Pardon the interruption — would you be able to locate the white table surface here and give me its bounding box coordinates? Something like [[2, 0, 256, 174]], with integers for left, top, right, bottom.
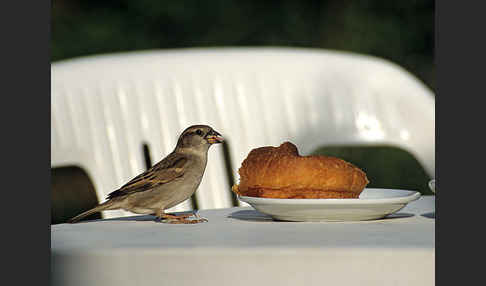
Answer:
[[51, 196, 435, 286]]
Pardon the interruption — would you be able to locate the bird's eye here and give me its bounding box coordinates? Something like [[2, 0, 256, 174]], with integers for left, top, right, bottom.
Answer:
[[196, 130, 203, 136]]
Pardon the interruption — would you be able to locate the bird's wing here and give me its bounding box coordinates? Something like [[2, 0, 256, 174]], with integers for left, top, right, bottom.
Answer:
[[106, 154, 187, 199]]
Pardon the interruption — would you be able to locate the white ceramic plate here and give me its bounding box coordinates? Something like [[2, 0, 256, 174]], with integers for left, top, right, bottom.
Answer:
[[238, 188, 421, 222]]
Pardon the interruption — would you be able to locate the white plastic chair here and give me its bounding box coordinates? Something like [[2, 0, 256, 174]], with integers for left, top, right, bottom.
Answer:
[[51, 47, 435, 219]]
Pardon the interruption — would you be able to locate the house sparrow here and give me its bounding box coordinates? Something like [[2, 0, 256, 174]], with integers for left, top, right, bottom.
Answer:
[[68, 125, 224, 224]]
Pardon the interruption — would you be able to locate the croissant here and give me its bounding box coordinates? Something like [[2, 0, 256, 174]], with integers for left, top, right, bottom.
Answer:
[[232, 142, 369, 199]]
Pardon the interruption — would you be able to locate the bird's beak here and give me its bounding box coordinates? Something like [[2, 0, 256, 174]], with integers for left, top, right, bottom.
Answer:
[[206, 130, 224, 144]]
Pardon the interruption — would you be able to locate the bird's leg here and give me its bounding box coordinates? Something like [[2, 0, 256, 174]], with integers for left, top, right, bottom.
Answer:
[[164, 213, 207, 224], [192, 210, 208, 223], [166, 210, 208, 223], [152, 210, 194, 224], [154, 209, 207, 224], [162, 211, 208, 224], [154, 209, 165, 223]]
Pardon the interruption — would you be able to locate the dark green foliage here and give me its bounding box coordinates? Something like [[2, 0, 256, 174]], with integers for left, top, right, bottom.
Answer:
[[51, 0, 434, 91]]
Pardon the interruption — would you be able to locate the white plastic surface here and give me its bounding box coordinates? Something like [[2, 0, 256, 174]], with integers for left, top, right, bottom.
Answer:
[[51, 196, 435, 286], [51, 47, 435, 218]]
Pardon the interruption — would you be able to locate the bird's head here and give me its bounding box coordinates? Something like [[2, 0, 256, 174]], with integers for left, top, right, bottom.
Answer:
[[176, 125, 224, 152]]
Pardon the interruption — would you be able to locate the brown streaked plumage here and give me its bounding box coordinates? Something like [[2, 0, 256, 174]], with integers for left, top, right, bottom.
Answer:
[[68, 125, 224, 224]]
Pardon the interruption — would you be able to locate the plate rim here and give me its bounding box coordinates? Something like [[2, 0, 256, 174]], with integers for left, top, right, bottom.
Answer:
[[238, 188, 421, 206]]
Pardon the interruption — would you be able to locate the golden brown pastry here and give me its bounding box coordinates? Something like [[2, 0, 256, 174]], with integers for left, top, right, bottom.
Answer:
[[232, 142, 369, 199]]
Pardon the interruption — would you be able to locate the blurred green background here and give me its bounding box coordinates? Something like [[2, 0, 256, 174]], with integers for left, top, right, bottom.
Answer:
[[52, 0, 434, 91], [51, 0, 434, 224]]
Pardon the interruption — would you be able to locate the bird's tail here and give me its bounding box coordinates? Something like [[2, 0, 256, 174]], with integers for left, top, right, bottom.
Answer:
[[68, 201, 114, 223]]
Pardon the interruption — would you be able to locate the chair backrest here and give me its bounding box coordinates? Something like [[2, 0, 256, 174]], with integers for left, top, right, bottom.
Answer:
[[51, 47, 435, 219]]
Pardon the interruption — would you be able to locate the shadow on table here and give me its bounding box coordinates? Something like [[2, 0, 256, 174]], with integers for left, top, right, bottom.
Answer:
[[228, 210, 273, 222], [227, 209, 415, 222], [421, 212, 435, 219], [102, 215, 156, 222], [71, 215, 156, 223], [384, 212, 415, 219], [75, 211, 198, 223]]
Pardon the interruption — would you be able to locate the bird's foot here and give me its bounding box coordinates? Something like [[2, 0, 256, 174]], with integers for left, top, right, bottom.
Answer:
[[192, 210, 208, 223], [165, 217, 207, 224], [164, 213, 193, 219], [155, 211, 207, 224]]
